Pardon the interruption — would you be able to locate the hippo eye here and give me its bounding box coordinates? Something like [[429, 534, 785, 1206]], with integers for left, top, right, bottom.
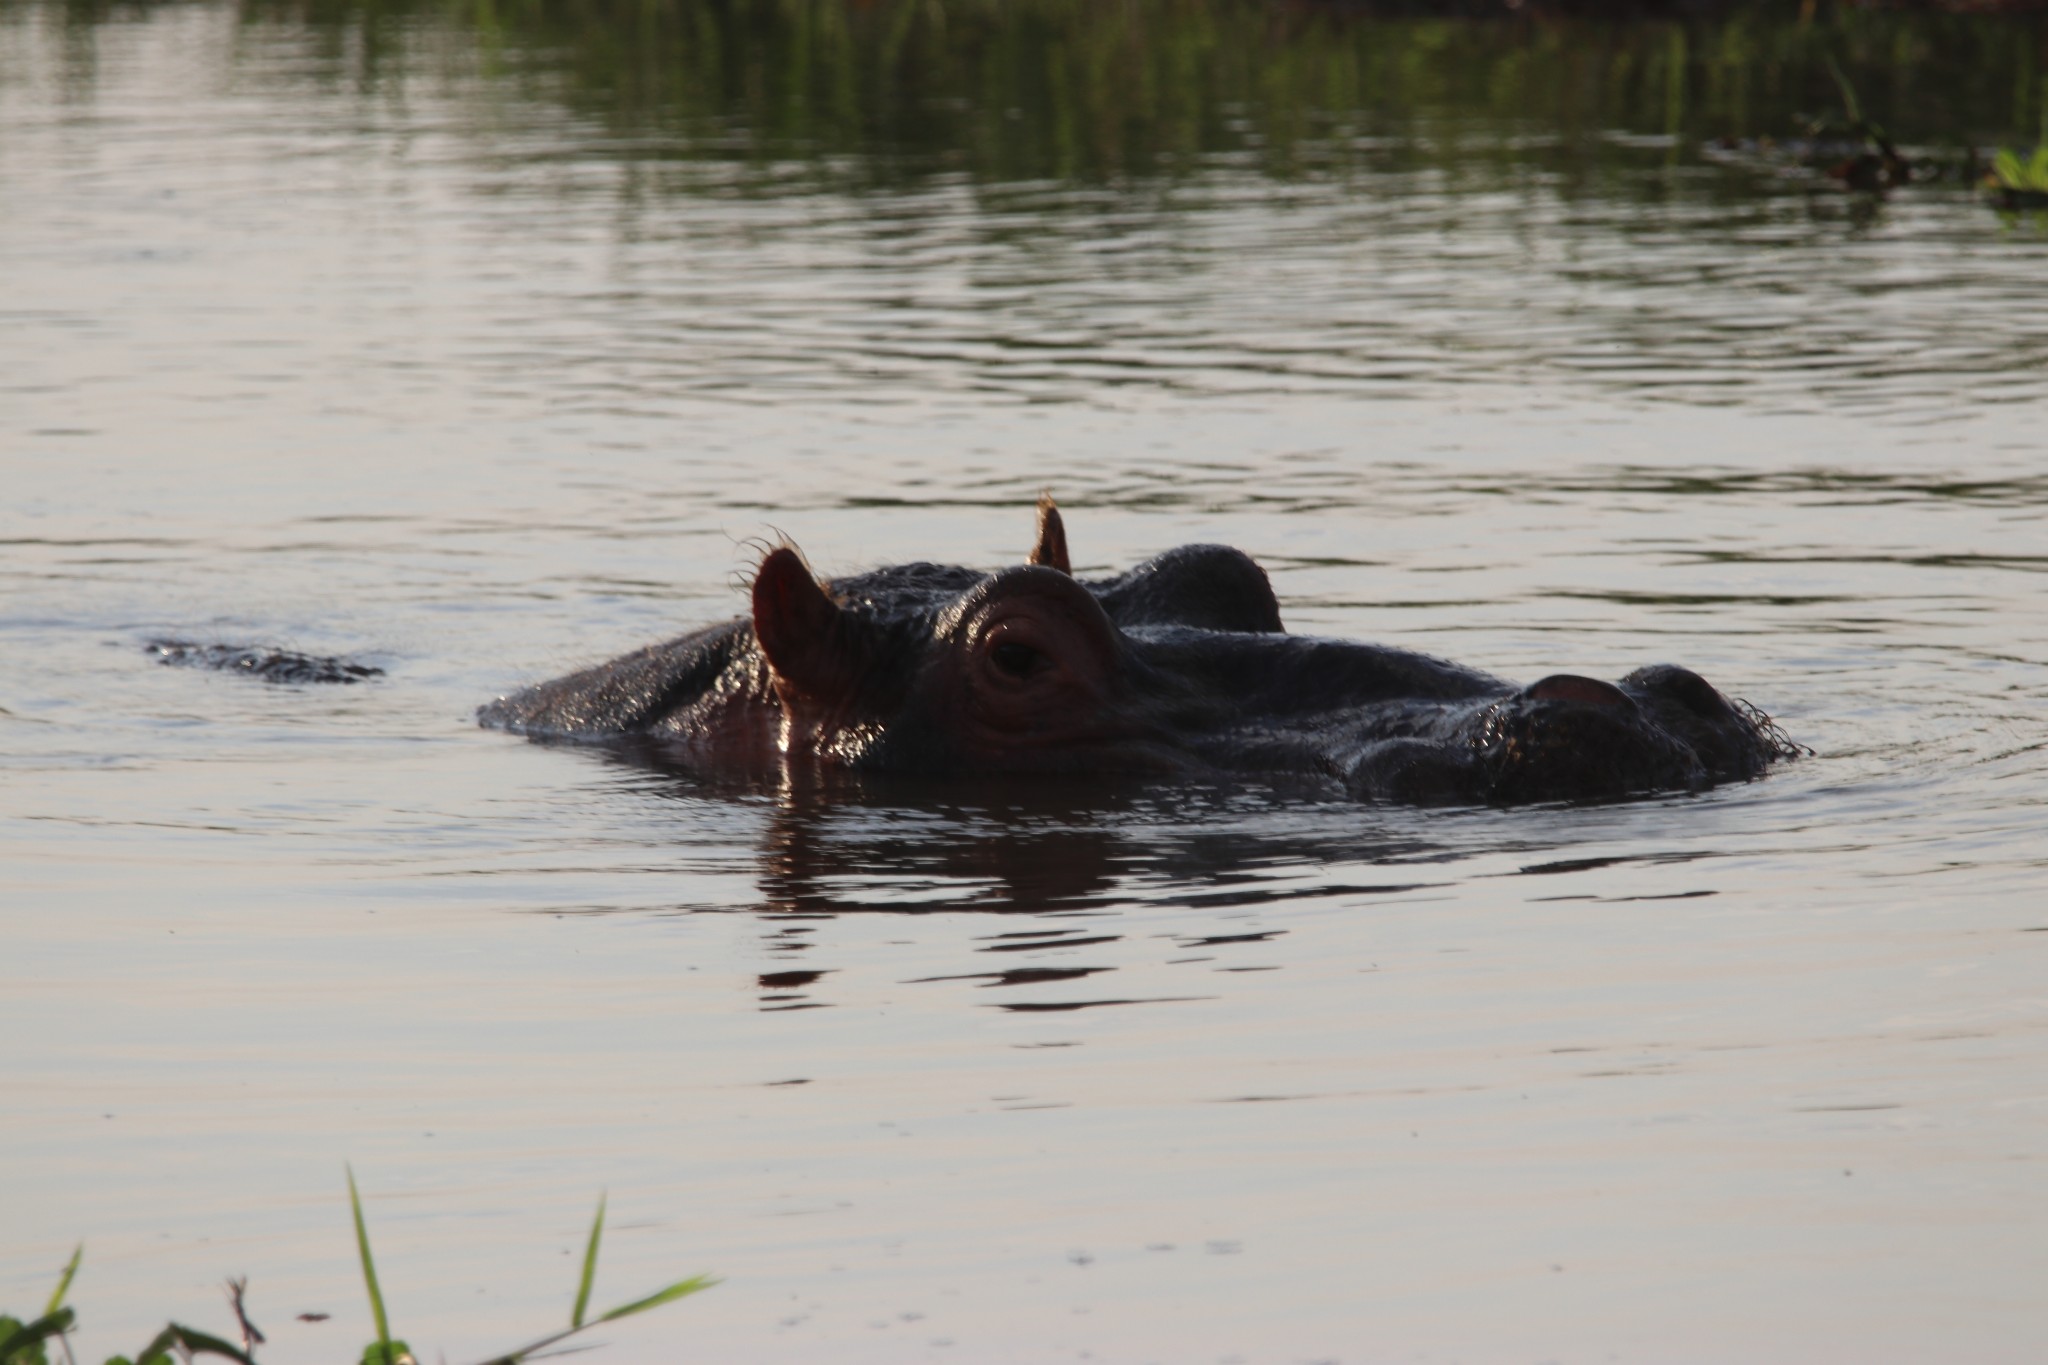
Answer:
[[991, 641, 1045, 679]]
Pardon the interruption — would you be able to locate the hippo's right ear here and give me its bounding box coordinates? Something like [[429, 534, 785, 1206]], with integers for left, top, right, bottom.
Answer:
[[752, 547, 870, 703], [1028, 495, 1071, 575]]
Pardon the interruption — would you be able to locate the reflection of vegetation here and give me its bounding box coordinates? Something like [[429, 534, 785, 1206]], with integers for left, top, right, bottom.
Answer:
[[0, 1177, 714, 1365], [15, 0, 2048, 185], [1988, 144, 2048, 207], [1807, 53, 1909, 190]]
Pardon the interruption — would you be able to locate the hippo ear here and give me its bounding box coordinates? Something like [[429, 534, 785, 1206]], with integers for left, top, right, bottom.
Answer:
[[752, 547, 869, 702], [1028, 496, 1071, 575]]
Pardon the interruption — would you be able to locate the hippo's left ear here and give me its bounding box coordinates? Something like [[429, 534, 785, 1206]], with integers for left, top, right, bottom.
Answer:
[[752, 547, 873, 704], [1028, 495, 1071, 575]]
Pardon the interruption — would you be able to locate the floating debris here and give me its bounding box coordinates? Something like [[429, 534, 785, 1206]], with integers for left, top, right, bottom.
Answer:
[[145, 639, 385, 685]]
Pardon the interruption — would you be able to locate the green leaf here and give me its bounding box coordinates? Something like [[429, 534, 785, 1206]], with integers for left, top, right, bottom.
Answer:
[[123, 1325, 250, 1365], [154, 1325, 255, 1364], [2028, 146, 2048, 191], [1995, 148, 2024, 190], [358, 1340, 416, 1365], [45, 1247, 83, 1318], [128, 1329, 176, 1365], [346, 1166, 394, 1355], [0, 1316, 30, 1365], [0, 1326, 43, 1365], [571, 1194, 606, 1330], [595, 1275, 721, 1323], [466, 1272, 717, 1365], [464, 1326, 576, 1365], [0, 1308, 75, 1365]]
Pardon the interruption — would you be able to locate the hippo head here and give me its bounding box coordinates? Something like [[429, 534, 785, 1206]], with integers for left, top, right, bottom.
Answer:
[[483, 499, 1797, 805], [749, 525, 1793, 803], [751, 544, 1192, 774]]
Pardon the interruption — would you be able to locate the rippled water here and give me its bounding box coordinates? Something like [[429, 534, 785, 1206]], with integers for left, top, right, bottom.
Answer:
[[5, 3, 2048, 1361]]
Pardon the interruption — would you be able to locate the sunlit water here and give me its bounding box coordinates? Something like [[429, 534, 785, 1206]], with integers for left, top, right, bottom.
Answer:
[[4, 4, 2048, 1362]]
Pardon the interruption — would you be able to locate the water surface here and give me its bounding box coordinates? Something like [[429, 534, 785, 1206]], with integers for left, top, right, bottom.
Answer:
[[4, 3, 2048, 1361]]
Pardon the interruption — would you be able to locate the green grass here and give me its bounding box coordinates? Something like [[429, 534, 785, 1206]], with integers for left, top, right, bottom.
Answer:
[[1, 1175, 717, 1365], [1990, 145, 2048, 192]]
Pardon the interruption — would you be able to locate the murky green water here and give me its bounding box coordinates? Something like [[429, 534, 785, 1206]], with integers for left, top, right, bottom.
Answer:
[[5, 3, 2048, 1361]]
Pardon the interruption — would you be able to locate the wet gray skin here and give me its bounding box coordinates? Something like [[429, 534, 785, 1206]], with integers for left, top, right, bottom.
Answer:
[[479, 504, 1798, 805]]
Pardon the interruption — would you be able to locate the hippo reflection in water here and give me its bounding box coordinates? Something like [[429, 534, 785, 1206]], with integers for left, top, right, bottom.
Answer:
[[481, 501, 1798, 804]]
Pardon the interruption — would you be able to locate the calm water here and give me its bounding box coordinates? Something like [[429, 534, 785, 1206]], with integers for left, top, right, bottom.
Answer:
[[5, 2, 2048, 1361]]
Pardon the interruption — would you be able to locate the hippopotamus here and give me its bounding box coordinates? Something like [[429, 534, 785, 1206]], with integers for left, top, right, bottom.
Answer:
[[480, 502, 1797, 804]]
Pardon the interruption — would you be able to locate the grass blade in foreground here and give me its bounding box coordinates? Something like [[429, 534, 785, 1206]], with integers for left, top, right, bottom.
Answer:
[[594, 1275, 720, 1324], [346, 1167, 415, 1365], [43, 1248, 82, 1318], [466, 1197, 717, 1365], [571, 1194, 605, 1330], [469, 1273, 720, 1365]]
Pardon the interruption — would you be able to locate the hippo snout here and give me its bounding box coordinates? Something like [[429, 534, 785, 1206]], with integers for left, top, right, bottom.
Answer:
[[1621, 664, 1739, 721]]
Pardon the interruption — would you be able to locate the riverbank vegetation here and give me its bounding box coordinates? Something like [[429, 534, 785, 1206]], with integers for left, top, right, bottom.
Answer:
[[0, 1174, 714, 1365], [13, 0, 2045, 184]]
